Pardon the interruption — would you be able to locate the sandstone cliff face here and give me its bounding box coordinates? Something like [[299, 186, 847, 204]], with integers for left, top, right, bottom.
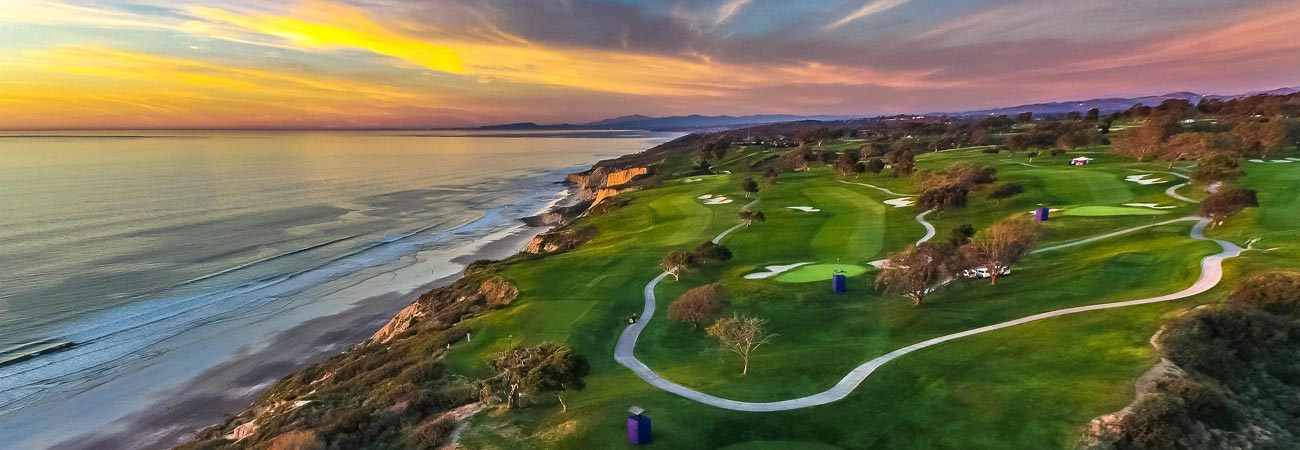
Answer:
[[566, 166, 649, 206], [523, 226, 597, 255], [370, 275, 518, 344]]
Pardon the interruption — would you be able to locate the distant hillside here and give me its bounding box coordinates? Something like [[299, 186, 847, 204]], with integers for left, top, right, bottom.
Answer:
[[475, 114, 862, 132], [946, 86, 1300, 117]]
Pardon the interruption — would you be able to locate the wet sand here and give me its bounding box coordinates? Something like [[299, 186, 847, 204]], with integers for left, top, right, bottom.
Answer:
[[23, 224, 551, 450]]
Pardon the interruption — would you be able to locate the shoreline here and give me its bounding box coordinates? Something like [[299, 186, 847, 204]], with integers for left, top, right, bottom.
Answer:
[[52, 218, 555, 450], [2, 184, 566, 450]]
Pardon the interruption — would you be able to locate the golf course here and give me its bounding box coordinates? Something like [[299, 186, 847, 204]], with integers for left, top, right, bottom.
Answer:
[[440, 143, 1293, 449]]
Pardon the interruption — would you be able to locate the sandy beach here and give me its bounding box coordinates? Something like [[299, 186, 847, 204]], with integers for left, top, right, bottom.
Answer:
[[9, 217, 554, 450]]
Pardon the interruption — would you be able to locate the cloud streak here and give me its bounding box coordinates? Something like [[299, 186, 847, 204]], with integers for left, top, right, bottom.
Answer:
[[825, 0, 911, 30]]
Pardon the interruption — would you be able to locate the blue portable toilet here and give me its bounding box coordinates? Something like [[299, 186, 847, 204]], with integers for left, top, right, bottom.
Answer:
[[831, 270, 847, 294], [1035, 207, 1049, 223], [627, 406, 652, 445]]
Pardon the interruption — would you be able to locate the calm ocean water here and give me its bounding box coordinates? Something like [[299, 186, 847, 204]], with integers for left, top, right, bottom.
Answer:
[[0, 130, 673, 417]]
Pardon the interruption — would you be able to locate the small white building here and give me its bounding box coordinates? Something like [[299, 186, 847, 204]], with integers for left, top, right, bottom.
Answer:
[[1069, 156, 1094, 166]]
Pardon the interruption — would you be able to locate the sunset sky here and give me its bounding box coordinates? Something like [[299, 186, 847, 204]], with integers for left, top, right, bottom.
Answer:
[[2, 0, 1299, 129]]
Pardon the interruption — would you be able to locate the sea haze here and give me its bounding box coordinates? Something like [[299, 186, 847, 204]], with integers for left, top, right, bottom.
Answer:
[[0, 129, 676, 448]]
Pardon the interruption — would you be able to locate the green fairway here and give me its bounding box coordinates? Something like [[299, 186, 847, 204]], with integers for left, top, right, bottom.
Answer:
[[773, 263, 869, 283], [1062, 205, 1171, 216], [448, 141, 1283, 450]]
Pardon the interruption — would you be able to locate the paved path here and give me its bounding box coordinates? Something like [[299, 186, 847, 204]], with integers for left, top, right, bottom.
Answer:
[[837, 180, 913, 197], [614, 212, 1243, 411]]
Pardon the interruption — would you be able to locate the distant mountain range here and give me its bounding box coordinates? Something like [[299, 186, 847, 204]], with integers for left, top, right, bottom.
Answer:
[[475, 114, 862, 132], [475, 86, 1299, 131], [943, 86, 1300, 117]]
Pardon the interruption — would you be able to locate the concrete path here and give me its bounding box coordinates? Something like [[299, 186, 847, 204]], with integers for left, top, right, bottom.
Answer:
[[614, 213, 1242, 412], [837, 180, 912, 197]]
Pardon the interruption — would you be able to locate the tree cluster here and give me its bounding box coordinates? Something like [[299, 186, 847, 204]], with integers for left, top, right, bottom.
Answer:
[[668, 284, 726, 328]]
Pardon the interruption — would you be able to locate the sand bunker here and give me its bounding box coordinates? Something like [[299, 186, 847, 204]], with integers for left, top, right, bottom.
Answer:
[[1271, 160, 1293, 163], [683, 178, 703, 183], [786, 206, 821, 212], [1026, 208, 1062, 215], [1287, 158, 1300, 162], [1123, 203, 1178, 210], [1125, 174, 1167, 185], [883, 198, 915, 208], [704, 196, 734, 205], [743, 262, 813, 279], [697, 194, 713, 199]]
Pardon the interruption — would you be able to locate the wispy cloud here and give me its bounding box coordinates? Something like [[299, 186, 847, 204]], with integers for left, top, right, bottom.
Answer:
[[825, 0, 911, 30], [715, 0, 753, 26]]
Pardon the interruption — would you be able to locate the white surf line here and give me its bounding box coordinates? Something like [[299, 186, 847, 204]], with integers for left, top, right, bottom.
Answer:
[[837, 180, 912, 197], [616, 213, 1241, 411]]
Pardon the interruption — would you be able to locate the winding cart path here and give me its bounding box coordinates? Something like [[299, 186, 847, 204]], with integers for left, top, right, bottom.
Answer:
[[614, 206, 1242, 411]]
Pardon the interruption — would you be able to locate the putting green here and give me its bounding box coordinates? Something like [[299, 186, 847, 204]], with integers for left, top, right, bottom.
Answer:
[[1061, 206, 1171, 217], [773, 263, 869, 283]]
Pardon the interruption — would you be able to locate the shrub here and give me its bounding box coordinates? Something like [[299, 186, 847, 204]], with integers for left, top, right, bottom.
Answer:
[[1228, 271, 1300, 316], [693, 242, 733, 263]]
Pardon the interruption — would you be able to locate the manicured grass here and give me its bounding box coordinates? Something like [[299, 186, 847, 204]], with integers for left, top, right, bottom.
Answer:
[[451, 143, 1274, 450], [1061, 206, 1171, 216], [773, 263, 869, 283]]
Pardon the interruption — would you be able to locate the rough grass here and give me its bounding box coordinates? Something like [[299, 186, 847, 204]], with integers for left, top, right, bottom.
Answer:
[[1061, 206, 1171, 216]]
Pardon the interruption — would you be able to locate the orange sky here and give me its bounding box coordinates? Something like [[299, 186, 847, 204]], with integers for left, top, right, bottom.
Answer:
[[2, 0, 1299, 129]]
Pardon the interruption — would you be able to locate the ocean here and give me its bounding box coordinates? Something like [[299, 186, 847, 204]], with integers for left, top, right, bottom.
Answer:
[[0, 130, 676, 449]]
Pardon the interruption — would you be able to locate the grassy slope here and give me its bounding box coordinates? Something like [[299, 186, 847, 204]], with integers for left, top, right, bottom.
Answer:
[[450, 144, 1285, 450]]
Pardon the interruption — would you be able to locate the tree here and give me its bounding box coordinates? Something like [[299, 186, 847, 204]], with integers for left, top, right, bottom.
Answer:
[[1162, 132, 1231, 169], [875, 243, 958, 306], [986, 182, 1024, 205], [1111, 115, 1180, 161], [1198, 188, 1258, 227], [1056, 129, 1091, 150], [1085, 108, 1101, 122], [481, 343, 589, 412], [740, 177, 759, 198], [834, 152, 859, 176], [738, 210, 766, 227], [660, 250, 695, 280], [706, 314, 776, 375], [863, 158, 885, 174], [916, 184, 968, 211], [962, 218, 1039, 285], [1232, 119, 1288, 159], [1016, 112, 1034, 123], [760, 168, 779, 188], [693, 241, 733, 263], [889, 150, 916, 177], [948, 223, 975, 246], [668, 284, 725, 329], [1189, 152, 1243, 187]]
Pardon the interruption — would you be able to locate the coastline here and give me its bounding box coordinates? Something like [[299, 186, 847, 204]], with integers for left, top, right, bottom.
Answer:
[[4, 189, 566, 450], [56, 222, 553, 450]]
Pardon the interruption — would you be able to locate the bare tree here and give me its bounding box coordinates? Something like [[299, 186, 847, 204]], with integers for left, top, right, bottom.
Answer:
[[962, 218, 1040, 285], [660, 250, 695, 281], [706, 314, 776, 375], [875, 243, 957, 306]]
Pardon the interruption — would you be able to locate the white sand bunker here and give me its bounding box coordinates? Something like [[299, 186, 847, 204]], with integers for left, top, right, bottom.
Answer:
[[684, 178, 703, 183], [1125, 174, 1167, 185], [1287, 158, 1300, 162], [1271, 160, 1294, 163], [1124, 203, 1178, 210], [697, 194, 713, 199], [883, 198, 915, 208], [704, 196, 734, 205], [786, 206, 821, 212], [744, 262, 812, 279]]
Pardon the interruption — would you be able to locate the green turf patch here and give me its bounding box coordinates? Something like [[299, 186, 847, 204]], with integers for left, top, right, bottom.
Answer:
[[773, 263, 869, 283], [1061, 206, 1171, 217], [717, 441, 846, 450]]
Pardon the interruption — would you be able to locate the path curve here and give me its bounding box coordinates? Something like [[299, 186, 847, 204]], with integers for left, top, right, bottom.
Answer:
[[837, 180, 912, 197], [615, 215, 1242, 412]]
